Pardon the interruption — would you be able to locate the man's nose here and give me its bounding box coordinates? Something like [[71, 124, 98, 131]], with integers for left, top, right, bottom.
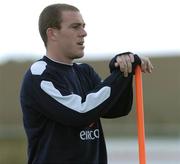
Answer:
[[80, 28, 87, 37]]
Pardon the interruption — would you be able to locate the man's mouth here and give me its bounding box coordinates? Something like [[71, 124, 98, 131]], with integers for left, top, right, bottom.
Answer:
[[77, 41, 84, 46]]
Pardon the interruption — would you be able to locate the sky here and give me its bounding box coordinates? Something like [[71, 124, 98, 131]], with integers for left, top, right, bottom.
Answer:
[[0, 0, 180, 62]]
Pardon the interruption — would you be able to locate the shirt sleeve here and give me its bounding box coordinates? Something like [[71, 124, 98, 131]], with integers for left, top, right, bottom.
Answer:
[[86, 53, 141, 118], [101, 76, 133, 118], [84, 63, 133, 118], [20, 55, 140, 127]]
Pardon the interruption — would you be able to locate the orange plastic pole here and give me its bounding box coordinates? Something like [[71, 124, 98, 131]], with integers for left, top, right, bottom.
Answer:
[[135, 66, 146, 164]]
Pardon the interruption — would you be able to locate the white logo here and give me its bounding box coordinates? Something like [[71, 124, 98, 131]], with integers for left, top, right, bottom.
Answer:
[[80, 129, 99, 140]]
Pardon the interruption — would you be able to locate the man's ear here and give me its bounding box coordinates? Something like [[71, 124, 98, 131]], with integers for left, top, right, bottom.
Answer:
[[46, 28, 58, 41]]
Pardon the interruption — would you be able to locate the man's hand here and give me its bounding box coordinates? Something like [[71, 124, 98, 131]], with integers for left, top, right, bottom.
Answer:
[[114, 53, 153, 77], [140, 56, 153, 73]]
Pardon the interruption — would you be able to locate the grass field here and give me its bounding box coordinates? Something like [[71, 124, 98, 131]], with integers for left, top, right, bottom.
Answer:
[[0, 138, 26, 164], [1, 137, 180, 164]]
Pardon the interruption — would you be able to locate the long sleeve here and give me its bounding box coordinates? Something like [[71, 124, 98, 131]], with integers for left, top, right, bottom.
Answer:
[[101, 74, 133, 118], [19, 55, 141, 164], [21, 66, 131, 127], [21, 62, 132, 126], [87, 65, 133, 118], [20, 55, 141, 127], [86, 53, 141, 118]]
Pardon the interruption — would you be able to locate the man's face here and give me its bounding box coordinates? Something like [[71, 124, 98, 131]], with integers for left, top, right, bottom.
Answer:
[[55, 11, 87, 60]]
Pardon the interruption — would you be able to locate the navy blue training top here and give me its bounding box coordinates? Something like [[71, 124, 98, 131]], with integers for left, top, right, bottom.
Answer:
[[20, 55, 138, 164]]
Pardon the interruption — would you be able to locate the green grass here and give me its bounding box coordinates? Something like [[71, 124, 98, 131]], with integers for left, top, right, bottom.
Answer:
[[0, 138, 27, 164]]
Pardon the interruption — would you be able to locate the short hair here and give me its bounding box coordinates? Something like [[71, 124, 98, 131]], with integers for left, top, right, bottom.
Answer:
[[38, 3, 79, 47]]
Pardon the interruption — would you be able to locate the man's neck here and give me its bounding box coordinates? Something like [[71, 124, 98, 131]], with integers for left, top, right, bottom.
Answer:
[[46, 51, 73, 65], [45, 55, 73, 66]]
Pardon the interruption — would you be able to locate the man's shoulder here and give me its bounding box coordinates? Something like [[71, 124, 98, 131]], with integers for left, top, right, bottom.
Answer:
[[30, 60, 47, 76], [22, 58, 47, 82], [74, 62, 95, 73]]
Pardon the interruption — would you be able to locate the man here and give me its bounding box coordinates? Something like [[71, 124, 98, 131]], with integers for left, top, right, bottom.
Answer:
[[20, 3, 153, 164]]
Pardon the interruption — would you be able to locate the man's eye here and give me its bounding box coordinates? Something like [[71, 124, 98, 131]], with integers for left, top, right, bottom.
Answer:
[[72, 26, 80, 29]]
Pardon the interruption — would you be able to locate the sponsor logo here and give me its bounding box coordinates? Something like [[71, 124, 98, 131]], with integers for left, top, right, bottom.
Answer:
[[80, 129, 99, 140]]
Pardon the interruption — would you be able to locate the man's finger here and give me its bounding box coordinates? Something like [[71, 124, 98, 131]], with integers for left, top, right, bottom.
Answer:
[[116, 56, 126, 73], [141, 60, 147, 73], [129, 53, 134, 63], [124, 55, 132, 73], [147, 59, 154, 73], [140, 57, 154, 73]]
